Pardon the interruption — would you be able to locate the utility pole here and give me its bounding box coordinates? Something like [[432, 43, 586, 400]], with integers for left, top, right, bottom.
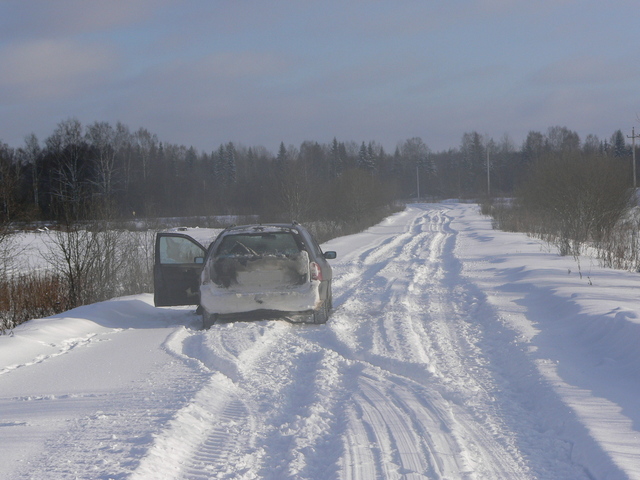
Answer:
[[487, 147, 491, 198], [627, 127, 639, 189], [416, 163, 420, 202]]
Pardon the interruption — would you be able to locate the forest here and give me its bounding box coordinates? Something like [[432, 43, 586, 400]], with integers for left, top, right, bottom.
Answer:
[[0, 119, 634, 227]]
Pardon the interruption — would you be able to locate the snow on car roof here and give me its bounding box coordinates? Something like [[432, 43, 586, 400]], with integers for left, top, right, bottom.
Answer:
[[222, 224, 299, 235]]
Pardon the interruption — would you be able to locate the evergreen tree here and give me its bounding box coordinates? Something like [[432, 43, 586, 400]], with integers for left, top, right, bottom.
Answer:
[[329, 137, 342, 178], [392, 146, 402, 177], [214, 144, 225, 183], [225, 142, 237, 184], [460, 132, 485, 194], [358, 142, 374, 171], [186, 146, 197, 170], [275, 141, 288, 175], [611, 130, 628, 158], [367, 142, 376, 171], [358, 142, 367, 168]]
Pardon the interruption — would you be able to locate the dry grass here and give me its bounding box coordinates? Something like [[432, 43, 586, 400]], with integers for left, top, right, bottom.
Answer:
[[0, 273, 68, 334]]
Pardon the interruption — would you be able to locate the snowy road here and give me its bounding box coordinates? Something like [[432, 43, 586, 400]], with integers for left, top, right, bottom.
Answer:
[[2, 203, 639, 479]]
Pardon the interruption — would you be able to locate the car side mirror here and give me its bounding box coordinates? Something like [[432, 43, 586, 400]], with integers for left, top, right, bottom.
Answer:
[[323, 251, 337, 260], [194, 257, 204, 264]]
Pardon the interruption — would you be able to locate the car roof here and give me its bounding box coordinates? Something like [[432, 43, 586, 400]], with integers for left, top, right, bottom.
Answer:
[[220, 223, 304, 235]]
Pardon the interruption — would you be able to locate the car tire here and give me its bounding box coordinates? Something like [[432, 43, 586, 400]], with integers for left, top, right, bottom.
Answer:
[[311, 301, 328, 324], [311, 284, 332, 324], [202, 311, 217, 330]]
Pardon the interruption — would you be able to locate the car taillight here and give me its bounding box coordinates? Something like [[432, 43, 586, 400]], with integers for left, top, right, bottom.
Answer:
[[310, 261, 322, 281]]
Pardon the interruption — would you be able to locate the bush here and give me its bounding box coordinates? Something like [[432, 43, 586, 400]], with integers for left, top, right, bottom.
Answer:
[[0, 226, 157, 334], [41, 226, 157, 308], [0, 273, 67, 334], [491, 152, 634, 258], [593, 207, 640, 271]]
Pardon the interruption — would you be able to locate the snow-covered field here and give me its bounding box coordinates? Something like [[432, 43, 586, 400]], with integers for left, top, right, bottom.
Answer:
[[1, 203, 639, 480]]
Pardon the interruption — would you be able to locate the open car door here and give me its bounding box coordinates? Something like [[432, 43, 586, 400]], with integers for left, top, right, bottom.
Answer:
[[154, 232, 207, 307]]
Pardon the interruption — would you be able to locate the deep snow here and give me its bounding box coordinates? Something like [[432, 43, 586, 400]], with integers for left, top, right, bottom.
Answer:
[[1, 203, 639, 479]]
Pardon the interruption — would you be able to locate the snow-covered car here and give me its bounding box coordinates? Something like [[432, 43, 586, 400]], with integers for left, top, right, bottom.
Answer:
[[199, 223, 336, 328], [153, 224, 336, 328]]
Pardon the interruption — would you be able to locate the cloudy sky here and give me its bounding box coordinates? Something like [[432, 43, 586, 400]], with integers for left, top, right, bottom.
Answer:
[[1, 0, 639, 154]]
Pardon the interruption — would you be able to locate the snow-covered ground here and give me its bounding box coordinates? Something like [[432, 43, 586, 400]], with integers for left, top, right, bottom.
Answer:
[[1, 203, 639, 480]]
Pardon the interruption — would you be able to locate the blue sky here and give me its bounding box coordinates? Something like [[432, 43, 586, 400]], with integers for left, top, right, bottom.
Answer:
[[1, 0, 639, 154]]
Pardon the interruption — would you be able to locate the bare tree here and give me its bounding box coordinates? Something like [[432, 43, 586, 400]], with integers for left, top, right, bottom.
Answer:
[[42, 226, 96, 307], [545, 126, 580, 153], [0, 143, 19, 223], [22, 133, 42, 207], [273, 149, 314, 222], [46, 118, 89, 221], [41, 204, 154, 308], [115, 122, 134, 193], [134, 127, 159, 184], [86, 121, 119, 202], [583, 134, 601, 156]]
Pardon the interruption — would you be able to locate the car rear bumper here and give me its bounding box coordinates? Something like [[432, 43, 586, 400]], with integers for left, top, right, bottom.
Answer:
[[200, 281, 321, 315]]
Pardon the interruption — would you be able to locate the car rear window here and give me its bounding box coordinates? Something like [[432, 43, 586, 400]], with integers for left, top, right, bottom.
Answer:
[[217, 232, 301, 256]]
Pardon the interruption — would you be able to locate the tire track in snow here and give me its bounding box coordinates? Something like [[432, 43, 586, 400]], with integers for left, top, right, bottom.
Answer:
[[132, 206, 530, 478], [331, 211, 432, 311], [130, 324, 285, 479], [133, 321, 353, 480], [325, 206, 531, 478], [6, 344, 209, 480], [330, 211, 460, 479], [350, 375, 458, 479], [331, 208, 447, 366], [130, 210, 451, 478], [131, 204, 588, 479], [332, 206, 591, 479]]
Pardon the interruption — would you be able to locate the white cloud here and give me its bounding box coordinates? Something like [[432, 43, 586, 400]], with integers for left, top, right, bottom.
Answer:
[[191, 52, 289, 81], [0, 39, 118, 102]]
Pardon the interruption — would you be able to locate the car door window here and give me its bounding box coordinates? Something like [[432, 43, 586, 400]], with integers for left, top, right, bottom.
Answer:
[[159, 236, 204, 264]]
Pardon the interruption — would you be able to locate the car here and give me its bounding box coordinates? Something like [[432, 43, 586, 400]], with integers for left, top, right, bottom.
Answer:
[[153, 223, 337, 328], [199, 223, 336, 328]]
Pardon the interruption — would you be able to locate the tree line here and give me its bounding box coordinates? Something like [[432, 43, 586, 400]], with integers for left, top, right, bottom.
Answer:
[[0, 119, 636, 227]]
